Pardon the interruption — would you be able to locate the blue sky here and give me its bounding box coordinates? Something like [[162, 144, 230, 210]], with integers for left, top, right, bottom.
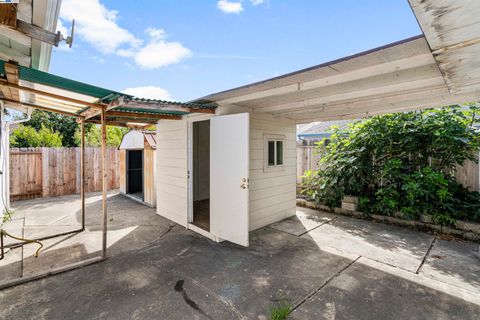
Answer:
[[50, 0, 421, 102]]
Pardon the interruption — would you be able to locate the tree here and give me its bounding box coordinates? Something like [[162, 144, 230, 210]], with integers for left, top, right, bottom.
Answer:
[[10, 124, 63, 147], [74, 125, 129, 147], [23, 110, 79, 147]]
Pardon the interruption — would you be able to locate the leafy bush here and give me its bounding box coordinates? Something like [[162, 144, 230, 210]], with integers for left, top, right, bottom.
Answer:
[[302, 105, 480, 225], [23, 110, 79, 147], [10, 124, 63, 147]]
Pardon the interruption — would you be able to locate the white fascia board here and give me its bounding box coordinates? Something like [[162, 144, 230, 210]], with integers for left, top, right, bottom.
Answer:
[[32, 0, 62, 71]]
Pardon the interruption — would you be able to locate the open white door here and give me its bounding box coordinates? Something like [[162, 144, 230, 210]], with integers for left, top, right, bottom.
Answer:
[[210, 113, 249, 246]]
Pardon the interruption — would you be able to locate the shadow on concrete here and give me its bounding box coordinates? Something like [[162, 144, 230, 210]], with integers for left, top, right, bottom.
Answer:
[[0, 191, 172, 282], [0, 199, 479, 319]]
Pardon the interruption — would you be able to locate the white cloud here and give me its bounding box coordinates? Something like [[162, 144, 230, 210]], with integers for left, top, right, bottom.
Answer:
[[133, 28, 191, 69], [91, 56, 105, 64], [134, 42, 191, 69], [123, 86, 172, 100], [217, 0, 244, 14], [56, 19, 68, 36], [60, 0, 140, 54], [250, 0, 264, 5], [59, 0, 190, 69]]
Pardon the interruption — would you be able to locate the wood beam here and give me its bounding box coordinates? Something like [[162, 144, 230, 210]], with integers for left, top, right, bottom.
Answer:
[[15, 20, 61, 47], [106, 110, 182, 120], [77, 96, 126, 122], [101, 108, 107, 258], [80, 117, 85, 230], [0, 82, 103, 109], [0, 4, 17, 28], [2, 98, 80, 117], [77, 106, 103, 121], [4, 62, 19, 102]]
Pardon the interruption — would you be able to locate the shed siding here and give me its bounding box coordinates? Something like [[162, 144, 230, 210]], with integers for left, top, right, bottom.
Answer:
[[144, 144, 156, 207], [119, 149, 126, 194], [156, 120, 188, 227], [248, 114, 296, 231]]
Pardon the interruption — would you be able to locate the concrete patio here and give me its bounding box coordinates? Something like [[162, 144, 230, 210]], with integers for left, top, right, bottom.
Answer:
[[0, 194, 479, 319]]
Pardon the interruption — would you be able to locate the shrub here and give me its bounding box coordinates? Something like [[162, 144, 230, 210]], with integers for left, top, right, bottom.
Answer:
[[302, 105, 480, 225], [10, 124, 62, 147]]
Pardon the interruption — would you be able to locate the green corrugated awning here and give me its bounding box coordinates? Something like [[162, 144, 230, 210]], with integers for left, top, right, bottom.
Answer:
[[0, 58, 216, 124], [0, 60, 128, 101]]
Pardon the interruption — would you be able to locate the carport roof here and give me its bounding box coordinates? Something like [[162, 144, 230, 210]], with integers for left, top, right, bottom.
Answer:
[[194, 1, 480, 123], [0, 60, 216, 126]]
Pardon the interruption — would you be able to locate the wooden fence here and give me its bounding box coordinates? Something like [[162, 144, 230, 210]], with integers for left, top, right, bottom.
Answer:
[[297, 145, 480, 192], [10, 147, 120, 201]]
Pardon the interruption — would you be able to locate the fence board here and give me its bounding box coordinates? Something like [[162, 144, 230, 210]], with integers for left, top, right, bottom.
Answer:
[[296, 145, 480, 192], [10, 147, 120, 201], [10, 148, 43, 201]]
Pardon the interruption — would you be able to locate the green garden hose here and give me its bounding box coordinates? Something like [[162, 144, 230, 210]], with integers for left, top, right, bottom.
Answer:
[[0, 229, 43, 257]]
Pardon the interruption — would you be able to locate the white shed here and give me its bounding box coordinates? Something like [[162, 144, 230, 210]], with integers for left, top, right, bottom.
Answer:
[[119, 130, 157, 207], [156, 108, 296, 246], [154, 26, 480, 247]]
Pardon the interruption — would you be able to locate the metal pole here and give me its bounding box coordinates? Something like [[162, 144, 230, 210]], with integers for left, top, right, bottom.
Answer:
[[81, 117, 85, 231], [101, 107, 107, 258]]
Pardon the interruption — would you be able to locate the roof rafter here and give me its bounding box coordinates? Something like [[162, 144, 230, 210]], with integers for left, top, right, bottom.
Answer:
[[2, 98, 80, 117], [0, 81, 103, 109], [78, 95, 125, 120]]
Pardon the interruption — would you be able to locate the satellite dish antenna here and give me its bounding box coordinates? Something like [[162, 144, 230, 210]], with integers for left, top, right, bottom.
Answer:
[[65, 19, 75, 48]]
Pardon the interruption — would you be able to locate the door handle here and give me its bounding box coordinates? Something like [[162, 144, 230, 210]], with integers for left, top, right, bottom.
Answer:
[[240, 178, 249, 189]]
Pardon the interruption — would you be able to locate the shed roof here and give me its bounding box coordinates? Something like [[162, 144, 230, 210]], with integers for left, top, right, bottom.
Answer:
[[144, 131, 156, 149], [118, 130, 156, 150]]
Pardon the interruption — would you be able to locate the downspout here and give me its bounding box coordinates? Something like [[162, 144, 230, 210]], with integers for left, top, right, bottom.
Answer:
[[0, 101, 32, 214]]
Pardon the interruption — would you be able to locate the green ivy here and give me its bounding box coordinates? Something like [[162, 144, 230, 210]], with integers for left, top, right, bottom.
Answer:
[[302, 104, 480, 225]]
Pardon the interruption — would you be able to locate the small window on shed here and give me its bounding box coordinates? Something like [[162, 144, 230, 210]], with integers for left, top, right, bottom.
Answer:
[[264, 134, 286, 171]]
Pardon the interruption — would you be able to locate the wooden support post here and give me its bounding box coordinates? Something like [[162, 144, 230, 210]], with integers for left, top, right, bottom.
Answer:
[[80, 118, 85, 230], [101, 107, 107, 258]]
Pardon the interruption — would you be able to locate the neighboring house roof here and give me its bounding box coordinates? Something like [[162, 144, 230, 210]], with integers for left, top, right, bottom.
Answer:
[[297, 120, 354, 139]]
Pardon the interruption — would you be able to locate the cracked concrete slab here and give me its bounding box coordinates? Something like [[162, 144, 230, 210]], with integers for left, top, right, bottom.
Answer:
[[419, 239, 480, 294], [269, 207, 336, 236], [302, 216, 435, 272], [0, 196, 479, 320], [290, 259, 480, 320]]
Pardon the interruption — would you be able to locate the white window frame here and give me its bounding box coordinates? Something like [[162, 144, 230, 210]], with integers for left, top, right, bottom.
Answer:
[[263, 134, 286, 172]]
